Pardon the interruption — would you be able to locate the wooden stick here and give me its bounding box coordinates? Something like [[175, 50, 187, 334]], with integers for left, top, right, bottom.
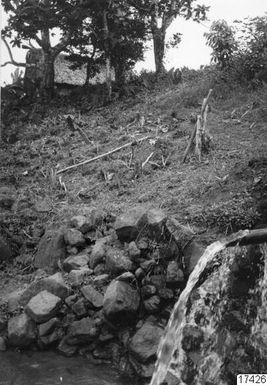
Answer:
[[181, 124, 197, 163], [56, 136, 151, 175], [201, 89, 213, 116], [195, 115, 202, 161], [142, 152, 154, 169]]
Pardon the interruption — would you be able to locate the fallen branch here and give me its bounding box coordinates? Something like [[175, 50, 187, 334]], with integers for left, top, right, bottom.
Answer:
[[56, 135, 151, 175], [142, 152, 154, 169]]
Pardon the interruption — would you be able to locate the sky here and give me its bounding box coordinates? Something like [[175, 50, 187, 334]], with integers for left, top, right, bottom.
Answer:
[[1, 0, 267, 85]]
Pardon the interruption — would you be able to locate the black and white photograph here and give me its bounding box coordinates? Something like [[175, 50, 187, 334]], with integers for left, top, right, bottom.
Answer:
[[0, 0, 267, 384]]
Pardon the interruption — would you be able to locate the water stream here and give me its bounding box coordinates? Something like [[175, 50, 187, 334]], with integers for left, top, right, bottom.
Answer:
[[149, 230, 251, 385], [0, 350, 131, 385]]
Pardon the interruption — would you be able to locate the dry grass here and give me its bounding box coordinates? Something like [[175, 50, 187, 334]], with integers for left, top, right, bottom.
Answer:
[[1, 76, 267, 245]]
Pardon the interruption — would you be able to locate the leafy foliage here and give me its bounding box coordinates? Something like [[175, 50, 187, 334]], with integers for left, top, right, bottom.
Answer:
[[205, 20, 237, 68]]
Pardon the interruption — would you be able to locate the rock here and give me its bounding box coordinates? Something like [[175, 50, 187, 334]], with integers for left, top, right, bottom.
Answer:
[[103, 280, 140, 324], [0, 186, 16, 209], [81, 285, 104, 309], [105, 247, 133, 275], [93, 274, 109, 287], [116, 272, 135, 283], [25, 290, 62, 323], [0, 336, 6, 351], [65, 294, 78, 308], [136, 238, 149, 251], [63, 228, 85, 247], [7, 289, 25, 313], [89, 239, 106, 269], [94, 263, 105, 275], [183, 241, 205, 275], [129, 321, 163, 363], [141, 285, 157, 299], [128, 241, 141, 260], [135, 267, 145, 281], [70, 215, 93, 234], [68, 268, 93, 287], [66, 246, 78, 255], [8, 313, 36, 347], [58, 336, 77, 356], [72, 298, 88, 316], [143, 295, 161, 313], [34, 229, 66, 272], [20, 272, 70, 306], [166, 261, 184, 285], [146, 208, 167, 240], [149, 274, 166, 289], [181, 325, 204, 352], [158, 288, 174, 300], [38, 317, 59, 337], [0, 236, 12, 262], [63, 253, 90, 273], [66, 317, 99, 345], [39, 329, 63, 346], [114, 207, 148, 243], [140, 260, 156, 272], [165, 216, 195, 250]]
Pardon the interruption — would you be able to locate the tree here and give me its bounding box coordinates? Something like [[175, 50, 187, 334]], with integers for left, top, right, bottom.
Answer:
[[1, 0, 92, 99], [205, 20, 237, 69], [130, 0, 209, 75]]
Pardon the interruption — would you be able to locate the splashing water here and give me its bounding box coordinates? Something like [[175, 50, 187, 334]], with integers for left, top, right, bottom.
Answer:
[[149, 230, 250, 385]]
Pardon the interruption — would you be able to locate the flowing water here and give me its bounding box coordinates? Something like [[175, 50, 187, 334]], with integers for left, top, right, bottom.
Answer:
[[0, 350, 131, 385], [149, 230, 250, 385]]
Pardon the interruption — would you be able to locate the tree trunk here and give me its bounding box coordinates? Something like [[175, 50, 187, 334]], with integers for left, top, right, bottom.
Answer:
[[114, 63, 125, 86], [153, 27, 166, 76], [40, 51, 55, 101], [84, 60, 91, 86], [103, 10, 112, 100]]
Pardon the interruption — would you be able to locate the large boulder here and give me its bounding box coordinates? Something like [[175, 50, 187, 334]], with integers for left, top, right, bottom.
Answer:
[[20, 272, 70, 306], [34, 229, 66, 272], [63, 253, 90, 273], [81, 285, 104, 309], [25, 290, 62, 323], [8, 313, 36, 347], [114, 207, 147, 243], [129, 321, 164, 363], [105, 247, 134, 275], [103, 280, 140, 323]]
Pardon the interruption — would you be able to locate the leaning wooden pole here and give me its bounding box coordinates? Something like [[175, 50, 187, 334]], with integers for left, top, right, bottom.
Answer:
[[182, 89, 213, 163]]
